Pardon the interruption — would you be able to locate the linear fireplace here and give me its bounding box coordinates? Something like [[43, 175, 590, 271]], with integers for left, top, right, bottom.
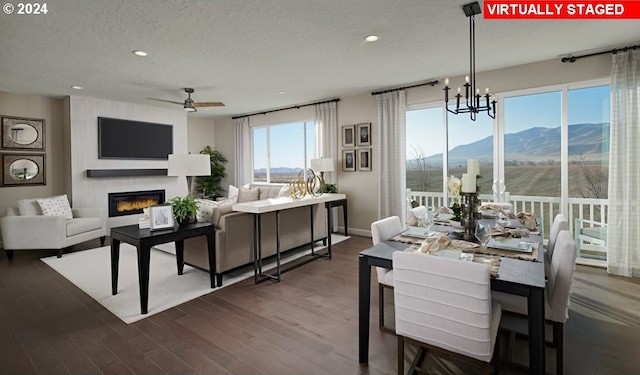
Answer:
[[108, 190, 166, 217]]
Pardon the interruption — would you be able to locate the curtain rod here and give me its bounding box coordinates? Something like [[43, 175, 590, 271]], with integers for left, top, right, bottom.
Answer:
[[370, 80, 439, 96], [561, 44, 639, 63], [231, 98, 340, 119]]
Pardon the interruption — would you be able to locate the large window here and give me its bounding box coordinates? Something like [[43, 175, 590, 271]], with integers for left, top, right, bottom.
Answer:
[[568, 85, 610, 200], [406, 106, 444, 193], [252, 121, 315, 183], [503, 91, 561, 198]]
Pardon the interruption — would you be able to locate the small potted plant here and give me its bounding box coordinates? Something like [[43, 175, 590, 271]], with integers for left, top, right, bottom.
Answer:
[[169, 196, 200, 226], [317, 183, 338, 194]]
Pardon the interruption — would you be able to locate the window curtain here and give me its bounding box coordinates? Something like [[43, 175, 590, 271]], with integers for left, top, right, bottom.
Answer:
[[234, 117, 252, 187], [315, 101, 338, 231], [375, 90, 406, 220], [314, 101, 338, 184], [607, 48, 640, 277]]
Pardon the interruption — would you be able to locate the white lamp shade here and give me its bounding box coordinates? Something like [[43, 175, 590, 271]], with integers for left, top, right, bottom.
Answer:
[[167, 154, 211, 176], [310, 158, 334, 172]]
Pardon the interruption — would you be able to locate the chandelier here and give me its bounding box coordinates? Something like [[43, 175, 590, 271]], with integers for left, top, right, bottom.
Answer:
[[443, 1, 496, 121]]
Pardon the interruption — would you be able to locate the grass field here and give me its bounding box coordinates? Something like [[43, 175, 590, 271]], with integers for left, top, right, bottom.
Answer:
[[407, 164, 609, 199]]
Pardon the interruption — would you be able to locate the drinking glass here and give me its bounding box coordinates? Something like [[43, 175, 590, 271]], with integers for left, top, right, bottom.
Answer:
[[475, 223, 491, 250]]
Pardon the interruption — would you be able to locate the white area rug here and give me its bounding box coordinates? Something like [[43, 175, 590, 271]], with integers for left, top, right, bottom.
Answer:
[[41, 234, 349, 324]]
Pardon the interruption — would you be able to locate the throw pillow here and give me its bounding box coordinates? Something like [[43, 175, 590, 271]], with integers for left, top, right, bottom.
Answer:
[[278, 184, 290, 198], [18, 198, 42, 216], [237, 187, 260, 203], [195, 199, 219, 223], [37, 194, 73, 219], [228, 184, 239, 199], [211, 198, 236, 227]]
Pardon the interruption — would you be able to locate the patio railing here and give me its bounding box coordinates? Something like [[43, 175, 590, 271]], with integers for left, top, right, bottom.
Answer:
[[407, 189, 608, 262]]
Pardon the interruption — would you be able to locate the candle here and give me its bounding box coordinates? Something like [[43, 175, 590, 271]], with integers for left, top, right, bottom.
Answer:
[[467, 159, 480, 176], [461, 173, 476, 193]]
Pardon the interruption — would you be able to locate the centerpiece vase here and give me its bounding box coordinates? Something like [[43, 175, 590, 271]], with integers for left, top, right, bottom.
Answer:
[[460, 192, 480, 240]]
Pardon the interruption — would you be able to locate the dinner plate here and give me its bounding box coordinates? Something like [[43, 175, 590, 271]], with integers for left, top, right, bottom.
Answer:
[[488, 238, 533, 253], [402, 227, 437, 239]]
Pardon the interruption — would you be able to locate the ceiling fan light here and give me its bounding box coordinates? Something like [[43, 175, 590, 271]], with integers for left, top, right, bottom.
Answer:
[[184, 106, 196, 112]]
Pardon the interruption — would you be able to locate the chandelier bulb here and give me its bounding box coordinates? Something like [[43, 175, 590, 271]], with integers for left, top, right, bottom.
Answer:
[[485, 87, 489, 94], [465, 75, 470, 83], [457, 87, 461, 93], [445, 78, 450, 86]]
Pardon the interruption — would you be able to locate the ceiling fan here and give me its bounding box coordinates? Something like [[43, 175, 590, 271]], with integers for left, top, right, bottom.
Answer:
[[148, 88, 225, 112]]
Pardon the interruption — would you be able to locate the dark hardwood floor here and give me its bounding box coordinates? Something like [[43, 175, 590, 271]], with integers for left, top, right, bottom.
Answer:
[[1, 236, 639, 375]]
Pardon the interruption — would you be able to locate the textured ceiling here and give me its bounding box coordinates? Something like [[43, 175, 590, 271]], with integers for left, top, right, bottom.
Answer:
[[1, 0, 637, 119]]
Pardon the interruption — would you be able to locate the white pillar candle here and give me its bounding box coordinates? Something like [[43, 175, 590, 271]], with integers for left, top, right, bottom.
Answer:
[[467, 159, 480, 176], [461, 173, 476, 193]]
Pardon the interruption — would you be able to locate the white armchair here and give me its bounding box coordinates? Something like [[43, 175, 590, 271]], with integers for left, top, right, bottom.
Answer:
[[1, 198, 106, 259]]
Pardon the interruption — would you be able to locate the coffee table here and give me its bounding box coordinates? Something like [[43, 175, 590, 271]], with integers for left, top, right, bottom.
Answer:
[[110, 222, 216, 314]]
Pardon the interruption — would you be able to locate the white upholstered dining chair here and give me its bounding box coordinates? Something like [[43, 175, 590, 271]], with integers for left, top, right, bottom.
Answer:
[[370, 216, 402, 333], [492, 229, 576, 375], [393, 251, 502, 375], [546, 213, 569, 270]]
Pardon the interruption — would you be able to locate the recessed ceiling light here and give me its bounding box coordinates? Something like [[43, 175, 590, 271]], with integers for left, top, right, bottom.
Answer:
[[133, 50, 149, 57], [364, 35, 379, 43], [279, 91, 287, 94], [71, 85, 84, 90]]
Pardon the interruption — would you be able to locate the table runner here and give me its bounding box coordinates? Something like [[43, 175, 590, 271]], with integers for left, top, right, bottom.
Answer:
[[391, 233, 540, 262]]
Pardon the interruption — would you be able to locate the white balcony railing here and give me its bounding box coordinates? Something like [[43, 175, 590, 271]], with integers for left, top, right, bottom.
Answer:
[[407, 189, 608, 262]]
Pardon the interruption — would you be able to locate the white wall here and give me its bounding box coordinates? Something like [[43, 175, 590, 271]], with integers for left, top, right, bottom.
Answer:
[[213, 55, 613, 237], [187, 117, 215, 153], [67, 96, 188, 229]]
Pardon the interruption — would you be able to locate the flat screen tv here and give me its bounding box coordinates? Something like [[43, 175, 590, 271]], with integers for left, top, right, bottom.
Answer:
[[98, 117, 173, 160]]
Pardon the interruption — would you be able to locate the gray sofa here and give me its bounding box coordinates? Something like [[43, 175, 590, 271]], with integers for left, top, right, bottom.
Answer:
[[183, 185, 328, 285]]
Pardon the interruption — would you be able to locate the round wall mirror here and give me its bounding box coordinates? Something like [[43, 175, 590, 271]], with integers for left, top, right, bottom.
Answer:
[[9, 123, 39, 145], [9, 159, 39, 180]]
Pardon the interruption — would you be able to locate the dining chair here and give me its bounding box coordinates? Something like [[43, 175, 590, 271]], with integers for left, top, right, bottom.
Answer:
[[545, 213, 569, 276], [371, 216, 403, 333], [492, 229, 576, 375], [393, 251, 501, 375]]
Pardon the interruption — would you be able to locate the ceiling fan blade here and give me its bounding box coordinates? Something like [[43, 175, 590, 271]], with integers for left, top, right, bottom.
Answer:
[[148, 98, 184, 105], [193, 101, 225, 107]]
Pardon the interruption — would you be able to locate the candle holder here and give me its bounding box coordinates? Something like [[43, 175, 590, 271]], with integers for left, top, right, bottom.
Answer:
[[460, 175, 482, 241]]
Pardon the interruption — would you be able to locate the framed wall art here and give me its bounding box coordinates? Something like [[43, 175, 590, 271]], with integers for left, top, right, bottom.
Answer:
[[356, 122, 371, 147], [342, 125, 355, 147], [358, 148, 371, 171], [149, 204, 175, 230], [1, 153, 46, 186], [1, 116, 45, 150], [342, 149, 356, 172]]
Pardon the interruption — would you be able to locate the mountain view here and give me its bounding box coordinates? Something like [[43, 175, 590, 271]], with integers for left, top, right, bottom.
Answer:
[[408, 123, 610, 167]]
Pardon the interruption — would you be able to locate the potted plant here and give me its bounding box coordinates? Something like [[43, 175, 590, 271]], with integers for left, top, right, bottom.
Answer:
[[196, 146, 227, 199], [317, 183, 338, 194], [169, 196, 200, 226]]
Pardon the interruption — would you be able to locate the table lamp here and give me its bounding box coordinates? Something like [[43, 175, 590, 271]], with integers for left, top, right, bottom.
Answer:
[[168, 154, 211, 196], [310, 158, 334, 185]]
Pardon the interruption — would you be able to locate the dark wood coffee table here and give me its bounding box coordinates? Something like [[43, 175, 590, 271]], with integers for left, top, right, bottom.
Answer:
[[110, 222, 216, 314]]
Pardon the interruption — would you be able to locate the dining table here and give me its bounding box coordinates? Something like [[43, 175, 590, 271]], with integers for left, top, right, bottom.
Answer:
[[358, 218, 547, 375]]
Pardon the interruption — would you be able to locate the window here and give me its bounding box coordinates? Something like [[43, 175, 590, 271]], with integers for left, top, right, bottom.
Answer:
[[406, 106, 444, 193], [503, 91, 561, 198], [252, 121, 316, 183], [568, 85, 610, 200]]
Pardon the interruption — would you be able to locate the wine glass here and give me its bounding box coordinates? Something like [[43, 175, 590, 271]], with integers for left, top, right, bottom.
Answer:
[[475, 223, 491, 250]]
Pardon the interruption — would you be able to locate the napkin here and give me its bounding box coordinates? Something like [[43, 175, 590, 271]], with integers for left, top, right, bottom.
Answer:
[[419, 234, 451, 254], [517, 212, 537, 229]]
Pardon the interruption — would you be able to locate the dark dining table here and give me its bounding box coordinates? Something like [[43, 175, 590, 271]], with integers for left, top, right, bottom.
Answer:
[[358, 219, 547, 375]]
